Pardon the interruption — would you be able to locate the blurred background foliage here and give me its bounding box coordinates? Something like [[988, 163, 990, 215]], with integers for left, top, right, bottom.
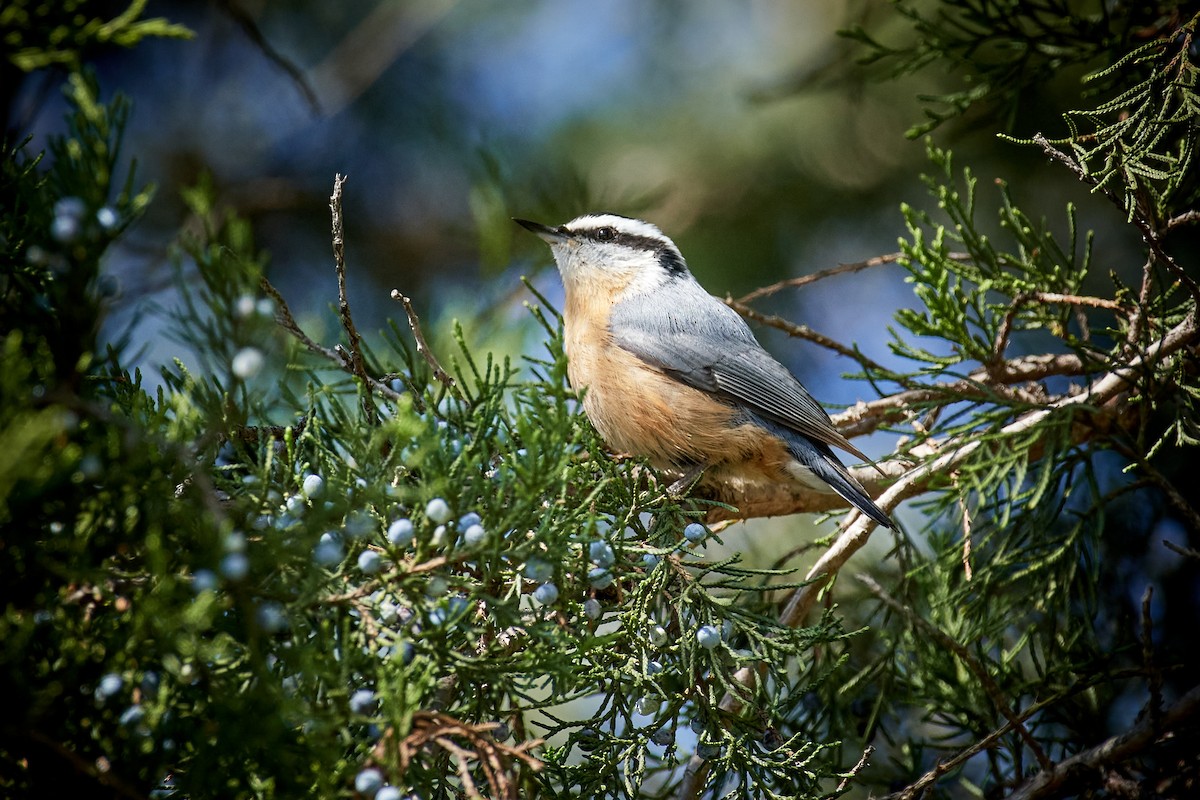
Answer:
[[3, 1, 1200, 798], [9, 0, 1154, 403]]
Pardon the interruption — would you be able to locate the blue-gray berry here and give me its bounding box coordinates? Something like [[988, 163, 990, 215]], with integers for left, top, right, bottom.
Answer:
[[357, 549, 383, 574], [354, 767, 384, 795], [349, 688, 377, 715], [589, 540, 616, 567], [219, 552, 249, 581], [425, 497, 452, 524], [95, 673, 123, 701], [387, 518, 414, 547], [462, 523, 487, 546], [301, 473, 325, 499], [588, 567, 613, 589], [534, 582, 559, 605]]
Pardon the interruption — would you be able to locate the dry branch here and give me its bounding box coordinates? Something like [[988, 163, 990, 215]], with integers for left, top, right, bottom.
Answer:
[[374, 710, 543, 800]]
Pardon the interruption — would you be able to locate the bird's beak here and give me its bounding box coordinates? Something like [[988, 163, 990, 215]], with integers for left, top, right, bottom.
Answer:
[[513, 218, 570, 245]]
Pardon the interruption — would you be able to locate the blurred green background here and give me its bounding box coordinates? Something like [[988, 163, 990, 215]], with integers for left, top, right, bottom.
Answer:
[[8, 0, 1139, 413]]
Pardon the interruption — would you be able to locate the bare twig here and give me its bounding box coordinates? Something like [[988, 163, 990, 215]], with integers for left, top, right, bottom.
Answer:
[[216, 0, 322, 114], [829, 746, 874, 797], [958, 490, 973, 581], [376, 710, 542, 800], [734, 250, 979, 303], [260, 274, 409, 405], [994, 291, 1126, 363], [1033, 292, 1126, 312], [735, 253, 899, 304], [1164, 209, 1200, 233], [1140, 586, 1163, 730], [1163, 538, 1200, 561], [391, 289, 457, 393], [725, 298, 893, 375], [327, 175, 379, 425], [1125, 448, 1200, 533], [992, 291, 1033, 363], [877, 671, 1155, 800], [1127, 256, 1157, 349], [733, 252, 972, 304], [1006, 683, 1200, 800], [857, 573, 1051, 769], [260, 276, 344, 364]]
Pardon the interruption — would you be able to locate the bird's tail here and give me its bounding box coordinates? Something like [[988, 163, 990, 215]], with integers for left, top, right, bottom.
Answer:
[[781, 429, 895, 530]]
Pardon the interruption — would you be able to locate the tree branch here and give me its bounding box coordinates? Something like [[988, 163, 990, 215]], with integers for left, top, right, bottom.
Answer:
[[696, 312, 1194, 523], [725, 297, 892, 374], [1006, 682, 1200, 800], [676, 312, 1200, 799], [260, 277, 410, 407]]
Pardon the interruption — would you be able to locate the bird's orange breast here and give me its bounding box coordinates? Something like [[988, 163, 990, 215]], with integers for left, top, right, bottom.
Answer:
[[563, 288, 795, 485]]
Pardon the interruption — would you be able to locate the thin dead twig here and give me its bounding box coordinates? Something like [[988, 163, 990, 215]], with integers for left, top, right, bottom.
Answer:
[[735, 254, 896, 304], [216, 0, 322, 114], [391, 289, 457, 393], [1163, 538, 1200, 561], [1140, 586, 1163, 730], [376, 710, 543, 800], [1165, 209, 1200, 233], [329, 175, 379, 425], [726, 298, 892, 375], [993, 291, 1126, 363], [260, 276, 343, 364], [260, 274, 409, 406], [829, 746, 874, 797], [733, 251, 971, 304]]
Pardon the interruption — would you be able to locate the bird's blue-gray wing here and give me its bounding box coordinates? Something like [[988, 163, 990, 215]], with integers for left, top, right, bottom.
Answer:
[[609, 292, 868, 461]]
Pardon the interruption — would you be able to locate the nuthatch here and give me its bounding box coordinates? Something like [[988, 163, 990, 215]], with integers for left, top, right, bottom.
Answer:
[[515, 213, 893, 529]]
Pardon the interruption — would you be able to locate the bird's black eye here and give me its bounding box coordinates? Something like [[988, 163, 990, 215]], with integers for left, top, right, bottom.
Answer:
[[595, 226, 616, 241]]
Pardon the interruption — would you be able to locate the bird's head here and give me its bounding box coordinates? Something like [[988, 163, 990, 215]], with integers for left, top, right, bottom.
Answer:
[[515, 213, 690, 299]]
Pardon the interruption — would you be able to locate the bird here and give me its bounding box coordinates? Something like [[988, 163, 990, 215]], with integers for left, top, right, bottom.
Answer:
[[514, 213, 894, 529]]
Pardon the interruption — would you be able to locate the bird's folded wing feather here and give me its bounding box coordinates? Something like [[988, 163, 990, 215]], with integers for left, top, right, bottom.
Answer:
[[610, 298, 869, 462]]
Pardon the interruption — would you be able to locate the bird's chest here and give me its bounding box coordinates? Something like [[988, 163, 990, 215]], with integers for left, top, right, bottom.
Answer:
[[562, 307, 746, 468]]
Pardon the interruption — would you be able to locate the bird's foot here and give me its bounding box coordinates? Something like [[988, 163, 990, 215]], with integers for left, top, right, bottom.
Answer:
[[666, 465, 705, 497]]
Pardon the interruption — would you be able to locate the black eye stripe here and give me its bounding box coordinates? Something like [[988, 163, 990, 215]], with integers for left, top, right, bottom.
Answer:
[[575, 228, 667, 251], [567, 227, 688, 277]]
